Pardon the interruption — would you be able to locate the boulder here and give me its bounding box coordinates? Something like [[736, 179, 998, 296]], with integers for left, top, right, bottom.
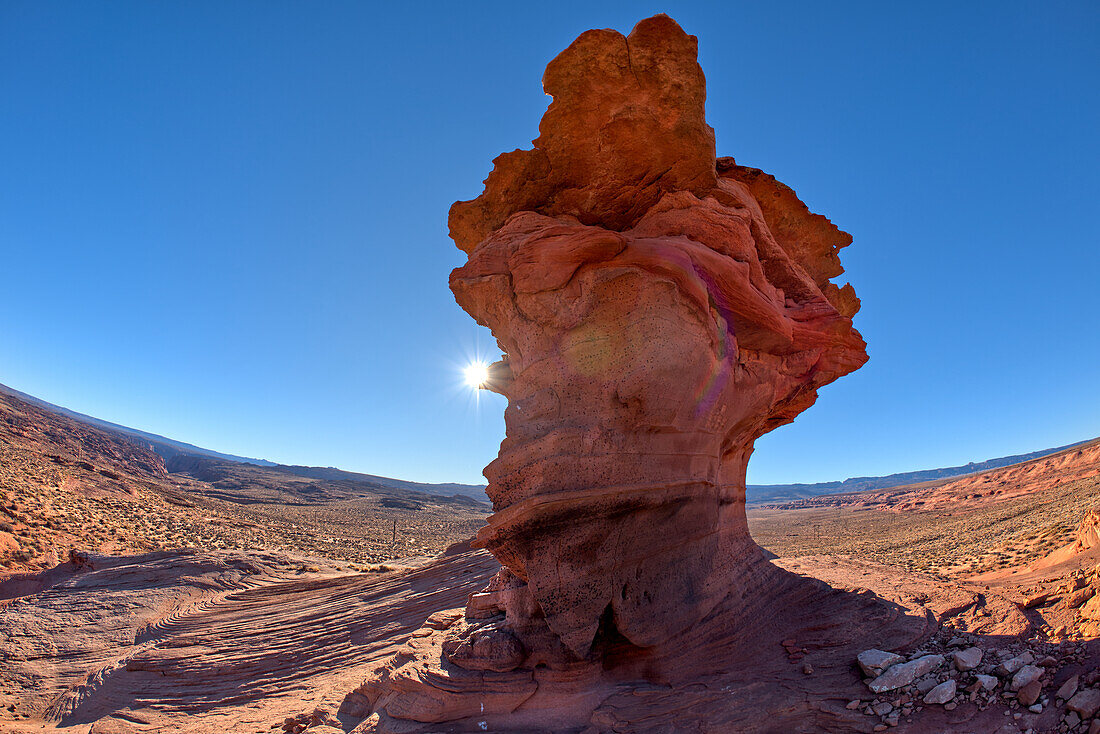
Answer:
[[1023, 591, 1049, 609], [1016, 680, 1042, 706], [1057, 674, 1080, 701], [952, 647, 982, 672], [923, 679, 956, 705], [1068, 587, 1094, 608], [869, 655, 944, 694], [995, 652, 1034, 676], [858, 649, 904, 678], [442, 624, 526, 672], [1067, 688, 1100, 719], [1010, 664, 1043, 691], [974, 674, 998, 691]]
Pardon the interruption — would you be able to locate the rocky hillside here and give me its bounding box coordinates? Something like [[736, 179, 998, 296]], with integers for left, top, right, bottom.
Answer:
[[0, 385, 487, 576], [746, 439, 1093, 505]]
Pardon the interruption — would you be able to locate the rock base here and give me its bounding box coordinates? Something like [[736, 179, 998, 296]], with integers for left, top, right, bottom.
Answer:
[[344, 558, 937, 733]]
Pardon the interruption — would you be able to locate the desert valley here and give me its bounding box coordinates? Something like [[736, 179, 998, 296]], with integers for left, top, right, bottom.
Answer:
[[6, 369, 1100, 734], [3, 8, 1098, 734]]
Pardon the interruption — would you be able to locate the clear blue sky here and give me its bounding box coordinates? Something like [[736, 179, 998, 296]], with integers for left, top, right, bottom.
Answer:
[[2, 1, 1097, 486]]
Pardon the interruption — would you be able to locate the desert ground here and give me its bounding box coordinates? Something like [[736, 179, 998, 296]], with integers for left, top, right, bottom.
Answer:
[[4, 375, 1100, 732]]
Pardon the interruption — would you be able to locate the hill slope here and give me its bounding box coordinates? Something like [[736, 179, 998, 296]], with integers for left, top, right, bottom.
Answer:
[[746, 439, 1092, 505], [0, 383, 488, 501], [0, 385, 487, 575]]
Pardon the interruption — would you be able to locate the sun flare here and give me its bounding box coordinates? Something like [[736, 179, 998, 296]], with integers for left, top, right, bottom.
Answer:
[[464, 361, 490, 388]]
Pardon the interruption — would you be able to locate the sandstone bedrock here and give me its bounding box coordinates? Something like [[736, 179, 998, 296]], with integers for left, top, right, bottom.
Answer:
[[449, 12, 866, 660], [358, 14, 872, 732]]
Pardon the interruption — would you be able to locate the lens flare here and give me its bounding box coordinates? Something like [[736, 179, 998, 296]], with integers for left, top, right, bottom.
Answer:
[[464, 361, 490, 388]]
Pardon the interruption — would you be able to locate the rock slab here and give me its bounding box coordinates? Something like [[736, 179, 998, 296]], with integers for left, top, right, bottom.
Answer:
[[869, 655, 944, 693]]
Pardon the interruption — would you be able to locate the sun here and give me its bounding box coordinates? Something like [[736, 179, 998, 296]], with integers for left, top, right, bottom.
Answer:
[[464, 361, 490, 388]]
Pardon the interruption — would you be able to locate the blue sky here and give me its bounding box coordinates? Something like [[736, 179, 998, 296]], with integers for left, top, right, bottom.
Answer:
[[1, 1, 1097, 486]]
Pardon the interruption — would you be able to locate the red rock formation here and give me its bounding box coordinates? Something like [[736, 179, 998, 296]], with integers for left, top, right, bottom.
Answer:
[[1075, 507, 1100, 553], [450, 11, 866, 660], [356, 15, 875, 731]]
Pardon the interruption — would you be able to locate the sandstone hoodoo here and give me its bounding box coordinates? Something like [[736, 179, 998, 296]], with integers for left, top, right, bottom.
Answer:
[[452, 10, 867, 659], [354, 15, 881, 731]]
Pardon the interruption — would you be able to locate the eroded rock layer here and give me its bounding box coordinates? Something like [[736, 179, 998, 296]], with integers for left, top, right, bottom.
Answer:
[[450, 14, 866, 659], [360, 14, 870, 730]]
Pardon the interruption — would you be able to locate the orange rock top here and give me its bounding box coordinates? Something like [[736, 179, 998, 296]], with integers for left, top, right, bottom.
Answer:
[[449, 14, 716, 254]]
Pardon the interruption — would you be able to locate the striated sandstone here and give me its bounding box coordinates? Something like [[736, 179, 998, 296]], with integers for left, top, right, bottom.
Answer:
[[356, 14, 876, 732], [1075, 507, 1100, 552], [449, 13, 866, 662]]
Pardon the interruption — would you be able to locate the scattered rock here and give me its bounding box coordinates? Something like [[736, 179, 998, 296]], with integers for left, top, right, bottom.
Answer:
[[1067, 688, 1100, 718], [923, 679, 956, 705], [1016, 679, 1042, 706], [975, 674, 999, 691], [869, 655, 944, 693], [858, 649, 904, 678], [1056, 674, 1080, 701], [1010, 664, 1043, 691], [952, 647, 983, 671]]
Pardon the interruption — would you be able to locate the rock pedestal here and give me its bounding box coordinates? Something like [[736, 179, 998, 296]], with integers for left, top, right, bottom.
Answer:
[[351, 15, 877, 732]]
